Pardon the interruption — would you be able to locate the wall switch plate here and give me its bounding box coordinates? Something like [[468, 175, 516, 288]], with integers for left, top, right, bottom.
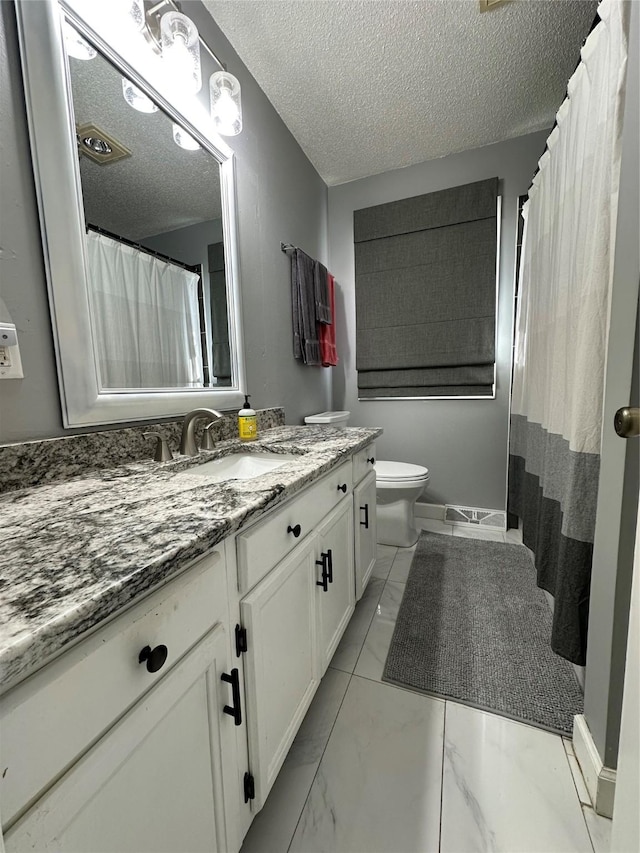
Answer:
[[0, 338, 24, 379]]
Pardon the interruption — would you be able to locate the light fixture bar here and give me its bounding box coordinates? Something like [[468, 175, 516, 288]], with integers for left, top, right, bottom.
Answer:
[[142, 0, 225, 71]]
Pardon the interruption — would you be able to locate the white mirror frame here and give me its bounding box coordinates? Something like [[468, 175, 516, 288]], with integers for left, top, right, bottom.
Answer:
[[15, 0, 246, 427]]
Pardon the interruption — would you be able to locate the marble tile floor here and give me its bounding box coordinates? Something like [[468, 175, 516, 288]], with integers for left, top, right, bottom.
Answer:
[[241, 521, 609, 853]]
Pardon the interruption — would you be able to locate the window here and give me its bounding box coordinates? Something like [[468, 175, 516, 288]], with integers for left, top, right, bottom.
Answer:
[[354, 177, 499, 399]]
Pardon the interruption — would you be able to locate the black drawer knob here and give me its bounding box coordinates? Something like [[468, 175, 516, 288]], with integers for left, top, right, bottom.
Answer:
[[138, 644, 168, 673], [367, 457, 375, 465], [287, 523, 302, 538], [337, 483, 347, 493]]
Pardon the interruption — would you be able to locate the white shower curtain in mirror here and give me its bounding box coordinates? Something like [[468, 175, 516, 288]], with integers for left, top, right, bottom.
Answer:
[[509, 0, 628, 665], [86, 231, 204, 389]]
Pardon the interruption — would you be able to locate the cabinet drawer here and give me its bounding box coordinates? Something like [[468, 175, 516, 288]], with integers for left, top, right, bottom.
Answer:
[[0, 548, 226, 830], [237, 460, 353, 594], [353, 443, 376, 485]]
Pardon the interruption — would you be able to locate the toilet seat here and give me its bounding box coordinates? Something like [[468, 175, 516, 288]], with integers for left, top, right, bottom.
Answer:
[[375, 460, 429, 489]]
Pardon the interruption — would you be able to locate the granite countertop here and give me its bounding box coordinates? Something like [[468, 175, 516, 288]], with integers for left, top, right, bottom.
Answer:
[[0, 426, 381, 692]]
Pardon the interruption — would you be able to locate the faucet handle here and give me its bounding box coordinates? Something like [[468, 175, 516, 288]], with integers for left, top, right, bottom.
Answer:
[[201, 422, 218, 451], [143, 432, 173, 462]]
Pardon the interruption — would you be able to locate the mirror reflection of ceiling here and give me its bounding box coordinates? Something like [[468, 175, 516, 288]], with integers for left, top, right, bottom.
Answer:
[[68, 41, 222, 242]]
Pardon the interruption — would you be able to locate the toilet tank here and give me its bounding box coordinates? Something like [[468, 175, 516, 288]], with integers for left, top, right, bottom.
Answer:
[[304, 410, 351, 428]]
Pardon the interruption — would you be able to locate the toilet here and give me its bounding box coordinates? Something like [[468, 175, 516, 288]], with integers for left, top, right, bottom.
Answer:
[[303, 410, 351, 428], [375, 461, 430, 548], [304, 411, 429, 549]]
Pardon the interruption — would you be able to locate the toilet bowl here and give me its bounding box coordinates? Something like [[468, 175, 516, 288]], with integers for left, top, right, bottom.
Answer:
[[376, 460, 430, 548]]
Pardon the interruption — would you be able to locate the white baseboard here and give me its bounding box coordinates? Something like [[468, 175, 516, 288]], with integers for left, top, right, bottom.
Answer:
[[572, 714, 617, 817], [415, 502, 445, 521]]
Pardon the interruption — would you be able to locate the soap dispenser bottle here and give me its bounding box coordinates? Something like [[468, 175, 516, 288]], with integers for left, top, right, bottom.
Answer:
[[238, 395, 257, 441]]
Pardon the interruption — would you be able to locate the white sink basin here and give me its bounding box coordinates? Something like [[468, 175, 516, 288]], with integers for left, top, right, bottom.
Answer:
[[182, 452, 298, 482]]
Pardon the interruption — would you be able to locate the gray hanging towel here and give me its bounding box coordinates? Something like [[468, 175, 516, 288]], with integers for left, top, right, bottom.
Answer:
[[291, 248, 303, 360], [291, 248, 321, 365], [314, 260, 332, 325]]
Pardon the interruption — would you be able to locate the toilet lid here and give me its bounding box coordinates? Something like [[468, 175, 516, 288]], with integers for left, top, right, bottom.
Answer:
[[375, 460, 429, 481], [304, 411, 350, 424]]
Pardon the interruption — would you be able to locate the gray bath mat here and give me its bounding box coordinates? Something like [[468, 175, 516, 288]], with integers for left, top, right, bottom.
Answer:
[[382, 532, 583, 735]]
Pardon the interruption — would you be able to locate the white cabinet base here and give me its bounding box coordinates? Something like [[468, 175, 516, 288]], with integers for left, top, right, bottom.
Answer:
[[240, 538, 319, 811], [354, 470, 377, 600], [5, 626, 234, 853], [316, 498, 355, 673]]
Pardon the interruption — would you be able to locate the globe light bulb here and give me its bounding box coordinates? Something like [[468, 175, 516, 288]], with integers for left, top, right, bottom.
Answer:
[[172, 123, 201, 151], [122, 78, 158, 113], [63, 21, 96, 60], [210, 71, 242, 136], [161, 12, 202, 94]]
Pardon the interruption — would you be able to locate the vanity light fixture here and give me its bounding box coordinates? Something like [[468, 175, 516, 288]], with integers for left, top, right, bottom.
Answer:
[[75, 0, 243, 136], [63, 20, 96, 60], [160, 11, 202, 94], [172, 122, 200, 151], [122, 78, 158, 113], [209, 70, 242, 137], [138, 0, 243, 135]]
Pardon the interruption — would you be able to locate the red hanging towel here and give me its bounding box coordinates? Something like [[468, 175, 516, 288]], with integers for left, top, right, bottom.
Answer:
[[319, 274, 338, 367]]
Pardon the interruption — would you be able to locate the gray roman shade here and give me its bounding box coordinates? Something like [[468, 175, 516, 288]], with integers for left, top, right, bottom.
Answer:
[[354, 178, 499, 398]]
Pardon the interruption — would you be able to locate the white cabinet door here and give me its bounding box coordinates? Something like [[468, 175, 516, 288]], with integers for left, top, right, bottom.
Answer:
[[354, 471, 378, 600], [316, 497, 355, 673], [4, 625, 235, 853], [240, 538, 319, 810]]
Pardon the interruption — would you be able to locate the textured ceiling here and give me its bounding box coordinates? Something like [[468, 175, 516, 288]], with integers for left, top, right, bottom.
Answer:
[[203, 0, 597, 185]]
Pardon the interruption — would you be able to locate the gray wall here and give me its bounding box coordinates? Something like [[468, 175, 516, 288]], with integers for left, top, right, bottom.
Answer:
[[0, 0, 330, 444], [142, 218, 224, 271], [328, 131, 548, 510], [0, 2, 61, 443], [583, 0, 640, 770]]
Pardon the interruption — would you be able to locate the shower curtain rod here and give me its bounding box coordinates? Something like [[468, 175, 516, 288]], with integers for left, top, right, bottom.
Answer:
[[87, 223, 201, 274], [280, 242, 295, 253], [527, 8, 602, 193]]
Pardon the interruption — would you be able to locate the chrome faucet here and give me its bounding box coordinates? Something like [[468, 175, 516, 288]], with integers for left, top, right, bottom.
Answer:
[[179, 408, 224, 456]]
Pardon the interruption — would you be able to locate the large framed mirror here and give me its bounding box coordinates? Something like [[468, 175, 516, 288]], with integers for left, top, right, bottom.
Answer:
[[15, 0, 246, 427]]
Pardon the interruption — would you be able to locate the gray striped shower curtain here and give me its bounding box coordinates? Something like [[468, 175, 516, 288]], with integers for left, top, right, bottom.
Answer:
[[508, 0, 629, 665]]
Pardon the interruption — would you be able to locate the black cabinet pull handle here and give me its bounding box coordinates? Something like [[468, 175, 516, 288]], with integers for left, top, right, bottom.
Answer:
[[360, 503, 370, 529], [367, 457, 375, 465], [221, 668, 242, 726], [287, 523, 302, 538], [316, 555, 329, 591], [337, 483, 347, 493], [325, 549, 333, 583], [138, 644, 168, 673]]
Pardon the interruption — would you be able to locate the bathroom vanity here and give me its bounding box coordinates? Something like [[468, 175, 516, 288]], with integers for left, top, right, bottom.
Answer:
[[0, 425, 379, 852]]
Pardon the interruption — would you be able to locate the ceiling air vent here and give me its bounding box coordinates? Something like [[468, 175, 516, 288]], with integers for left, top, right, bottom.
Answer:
[[76, 122, 131, 165], [479, 0, 510, 11]]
